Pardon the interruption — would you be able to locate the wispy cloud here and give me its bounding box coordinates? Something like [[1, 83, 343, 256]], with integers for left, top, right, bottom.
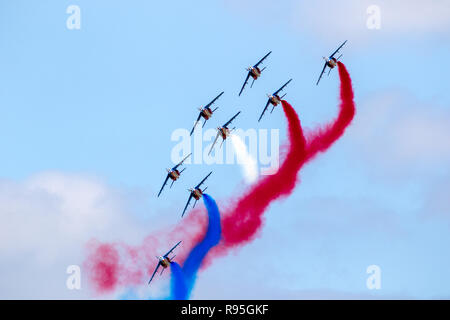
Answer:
[[348, 89, 450, 174], [0, 172, 148, 299], [224, 0, 450, 43]]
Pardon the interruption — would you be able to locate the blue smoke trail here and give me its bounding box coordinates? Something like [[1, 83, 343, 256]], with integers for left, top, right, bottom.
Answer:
[[171, 193, 222, 299], [170, 262, 187, 300]]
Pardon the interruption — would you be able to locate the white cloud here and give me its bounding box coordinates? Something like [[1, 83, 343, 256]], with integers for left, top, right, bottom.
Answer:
[[1, 167, 448, 299], [224, 0, 450, 43], [346, 88, 450, 224], [348, 89, 450, 174], [292, 0, 450, 42], [0, 171, 210, 299], [0, 172, 149, 299]]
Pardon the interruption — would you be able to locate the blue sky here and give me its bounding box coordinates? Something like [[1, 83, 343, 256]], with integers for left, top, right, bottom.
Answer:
[[0, 0, 450, 299]]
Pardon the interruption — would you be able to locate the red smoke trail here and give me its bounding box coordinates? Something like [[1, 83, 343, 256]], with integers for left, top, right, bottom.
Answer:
[[208, 62, 355, 257], [304, 62, 355, 163], [84, 62, 355, 294], [84, 212, 206, 294], [219, 100, 306, 246]]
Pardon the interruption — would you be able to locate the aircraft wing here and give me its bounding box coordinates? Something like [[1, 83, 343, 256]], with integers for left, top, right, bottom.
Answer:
[[274, 79, 292, 96], [223, 111, 241, 128], [172, 153, 192, 170], [157, 174, 170, 197], [329, 40, 347, 59], [254, 51, 272, 68], [182, 193, 194, 217], [316, 62, 327, 86], [258, 100, 271, 122], [208, 131, 221, 155], [190, 112, 203, 136], [163, 241, 182, 258], [195, 171, 212, 189], [148, 262, 161, 284], [239, 72, 251, 96], [205, 91, 224, 109]]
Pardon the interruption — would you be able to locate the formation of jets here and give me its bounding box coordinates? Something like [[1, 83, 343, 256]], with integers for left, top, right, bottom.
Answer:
[[151, 41, 348, 285]]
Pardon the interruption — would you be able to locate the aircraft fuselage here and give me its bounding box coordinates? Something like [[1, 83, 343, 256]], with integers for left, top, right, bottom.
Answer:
[[327, 57, 337, 68], [249, 66, 261, 80], [169, 169, 180, 181], [192, 188, 203, 200], [219, 127, 230, 140], [269, 94, 281, 106], [160, 257, 171, 268], [201, 107, 213, 120]]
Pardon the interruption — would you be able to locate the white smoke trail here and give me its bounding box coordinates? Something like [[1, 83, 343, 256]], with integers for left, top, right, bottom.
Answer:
[[230, 134, 259, 184]]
